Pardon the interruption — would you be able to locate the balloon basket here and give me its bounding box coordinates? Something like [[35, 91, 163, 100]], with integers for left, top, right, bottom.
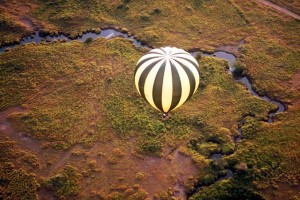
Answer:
[[162, 113, 170, 120]]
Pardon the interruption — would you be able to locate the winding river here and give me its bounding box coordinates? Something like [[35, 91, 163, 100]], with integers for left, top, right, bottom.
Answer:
[[0, 28, 286, 198], [0, 29, 148, 53], [188, 50, 285, 196]]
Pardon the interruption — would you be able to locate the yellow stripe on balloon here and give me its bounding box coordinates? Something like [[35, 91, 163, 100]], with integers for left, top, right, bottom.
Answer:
[[162, 58, 173, 112], [143, 59, 165, 112], [171, 59, 190, 111]]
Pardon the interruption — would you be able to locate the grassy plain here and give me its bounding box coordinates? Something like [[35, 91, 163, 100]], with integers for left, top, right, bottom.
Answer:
[[0, 38, 276, 199], [0, 0, 300, 199], [1, 0, 250, 49], [269, 0, 300, 14], [232, 0, 300, 103]]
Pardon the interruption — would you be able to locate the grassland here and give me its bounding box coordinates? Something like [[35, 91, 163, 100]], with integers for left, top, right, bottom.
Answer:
[[269, 0, 300, 14], [0, 11, 30, 44], [191, 105, 300, 199], [232, 0, 300, 103], [0, 38, 276, 199], [1, 0, 299, 103], [0, 0, 37, 44], [1, 0, 251, 49], [0, 0, 300, 199], [0, 140, 39, 199]]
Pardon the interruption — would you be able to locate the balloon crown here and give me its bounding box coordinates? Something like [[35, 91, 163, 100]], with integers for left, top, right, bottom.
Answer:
[[134, 47, 200, 117]]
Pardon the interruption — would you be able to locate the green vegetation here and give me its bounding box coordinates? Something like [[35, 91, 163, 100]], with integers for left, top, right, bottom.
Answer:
[[1, 0, 251, 49], [0, 140, 38, 200], [84, 37, 94, 44], [232, 0, 300, 102], [106, 187, 148, 200], [190, 179, 265, 200], [233, 60, 245, 76], [44, 165, 81, 199], [0, 140, 39, 170], [1, 43, 275, 154], [0, 38, 278, 198], [198, 142, 220, 157], [0, 13, 28, 44], [192, 107, 300, 199], [227, 107, 300, 198], [0, 164, 38, 200], [0, 38, 140, 149]]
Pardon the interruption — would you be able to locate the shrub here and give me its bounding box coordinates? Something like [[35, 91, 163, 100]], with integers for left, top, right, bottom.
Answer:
[[150, 8, 161, 15], [106, 191, 126, 200], [221, 143, 235, 155], [44, 165, 81, 199], [0, 141, 16, 162], [14, 65, 24, 71], [202, 174, 217, 185], [116, 4, 129, 10], [233, 60, 246, 76], [192, 0, 211, 8], [112, 148, 125, 158], [128, 188, 148, 199], [190, 180, 266, 200], [198, 142, 221, 157], [140, 14, 150, 21], [241, 117, 260, 139], [85, 37, 93, 44], [0, 164, 38, 200], [138, 138, 163, 156], [195, 117, 206, 128], [218, 169, 228, 177], [135, 172, 145, 181], [88, 160, 97, 170]]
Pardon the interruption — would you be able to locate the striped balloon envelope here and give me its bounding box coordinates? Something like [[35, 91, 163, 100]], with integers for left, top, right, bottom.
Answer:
[[134, 47, 200, 116]]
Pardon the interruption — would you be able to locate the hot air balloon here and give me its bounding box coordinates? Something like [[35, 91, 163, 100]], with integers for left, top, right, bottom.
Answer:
[[134, 47, 200, 119]]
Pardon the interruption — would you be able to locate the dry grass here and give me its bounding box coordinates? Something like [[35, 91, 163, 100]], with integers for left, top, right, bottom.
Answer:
[[269, 0, 300, 14]]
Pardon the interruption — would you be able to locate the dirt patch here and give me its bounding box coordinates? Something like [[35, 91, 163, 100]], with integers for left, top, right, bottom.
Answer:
[[0, 1, 40, 31], [216, 38, 246, 57], [0, 106, 78, 178], [37, 187, 57, 200], [19, 17, 36, 30], [17, 5, 31, 13], [48, 145, 80, 176], [74, 141, 199, 199], [131, 147, 198, 198], [290, 71, 300, 90], [0, 106, 42, 153], [0, 107, 197, 199]]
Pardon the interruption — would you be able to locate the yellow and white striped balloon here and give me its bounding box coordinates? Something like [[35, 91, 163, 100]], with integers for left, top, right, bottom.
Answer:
[[134, 47, 200, 114]]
